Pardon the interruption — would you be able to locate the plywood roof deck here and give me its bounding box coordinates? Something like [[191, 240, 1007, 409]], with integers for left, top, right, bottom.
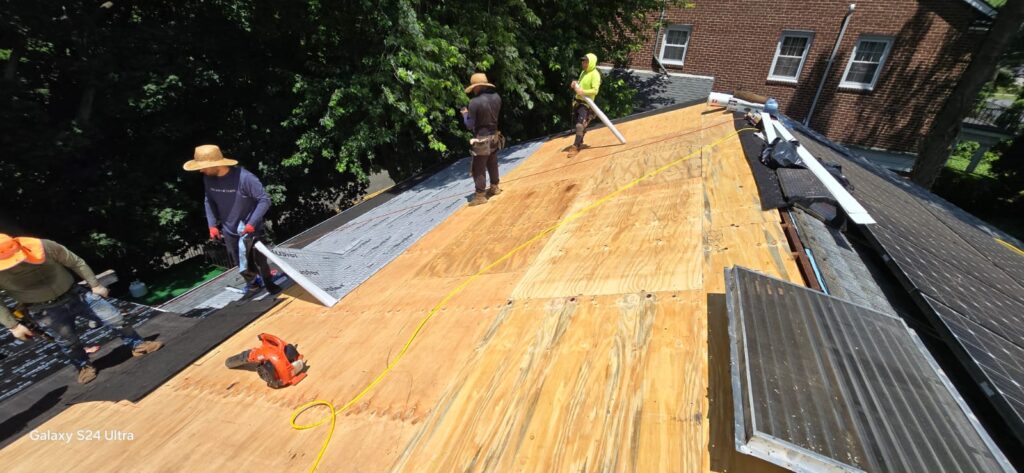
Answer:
[[0, 105, 801, 472]]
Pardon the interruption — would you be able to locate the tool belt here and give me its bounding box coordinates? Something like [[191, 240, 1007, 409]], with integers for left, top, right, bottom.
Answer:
[[22, 285, 82, 313], [469, 131, 505, 157], [12, 305, 54, 341]]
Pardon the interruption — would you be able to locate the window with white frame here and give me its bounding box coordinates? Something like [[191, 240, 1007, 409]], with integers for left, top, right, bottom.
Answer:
[[768, 31, 813, 82], [660, 25, 691, 66], [840, 36, 894, 90]]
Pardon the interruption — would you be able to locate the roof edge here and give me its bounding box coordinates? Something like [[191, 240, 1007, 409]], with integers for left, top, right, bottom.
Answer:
[[779, 114, 1024, 248]]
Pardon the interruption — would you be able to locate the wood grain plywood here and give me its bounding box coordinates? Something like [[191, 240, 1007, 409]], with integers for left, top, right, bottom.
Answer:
[[390, 292, 707, 473], [0, 105, 800, 473], [512, 183, 704, 299], [505, 107, 713, 190], [700, 111, 800, 296]]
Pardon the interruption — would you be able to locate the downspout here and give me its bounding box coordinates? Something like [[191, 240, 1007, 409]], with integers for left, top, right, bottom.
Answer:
[[652, 0, 669, 74], [804, 4, 856, 127]]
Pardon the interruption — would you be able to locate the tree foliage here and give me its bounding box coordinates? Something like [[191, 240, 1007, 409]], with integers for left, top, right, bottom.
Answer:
[[912, 0, 1024, 188], [1, 0, 667, 278]]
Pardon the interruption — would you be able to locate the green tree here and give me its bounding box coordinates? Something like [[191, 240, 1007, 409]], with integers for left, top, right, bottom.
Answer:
[[912, 0, 1024, 188], [1, 0, 668, 280]]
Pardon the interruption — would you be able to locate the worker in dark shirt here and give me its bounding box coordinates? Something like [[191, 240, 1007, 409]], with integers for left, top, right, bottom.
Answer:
[[183, 145, 281, 295], [460, 73, 503, 206], [0, 235, 163, 384]]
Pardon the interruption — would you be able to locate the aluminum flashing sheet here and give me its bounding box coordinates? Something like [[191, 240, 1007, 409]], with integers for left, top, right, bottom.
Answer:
[[727, 267, 1012, 473]]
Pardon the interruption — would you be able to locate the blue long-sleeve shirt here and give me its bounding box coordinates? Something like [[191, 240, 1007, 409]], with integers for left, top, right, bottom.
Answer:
[[203, 167, 271, 237]]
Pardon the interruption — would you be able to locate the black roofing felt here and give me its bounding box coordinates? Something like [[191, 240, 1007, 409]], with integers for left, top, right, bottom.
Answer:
[[0, 297, 280, 448], [735, 117, 787, 210], [788, 122, 1024, 445], [0, 297, 165, 403]]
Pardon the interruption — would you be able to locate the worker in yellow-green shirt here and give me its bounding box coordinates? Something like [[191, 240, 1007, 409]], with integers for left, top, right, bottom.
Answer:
[[567, 53, 602, 158]]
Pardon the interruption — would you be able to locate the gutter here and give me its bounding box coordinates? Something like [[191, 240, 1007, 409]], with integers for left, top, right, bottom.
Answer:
[[804, 4, 856, 127], [652, 0, 669, 74]]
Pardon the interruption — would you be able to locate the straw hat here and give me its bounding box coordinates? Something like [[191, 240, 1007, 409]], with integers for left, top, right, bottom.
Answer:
[[0, 234, 45, 271], [464, 73, 495, 94], [182, 145, 239, 171]]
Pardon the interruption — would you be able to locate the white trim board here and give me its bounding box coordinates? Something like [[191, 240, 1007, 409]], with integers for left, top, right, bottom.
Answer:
[[760, 112, 778, 143], [767, 116, 876, 225]]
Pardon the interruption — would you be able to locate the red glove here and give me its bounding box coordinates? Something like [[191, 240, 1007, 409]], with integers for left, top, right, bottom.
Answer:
[[243, 224, 256, 235], [209, 227, 221, 239]]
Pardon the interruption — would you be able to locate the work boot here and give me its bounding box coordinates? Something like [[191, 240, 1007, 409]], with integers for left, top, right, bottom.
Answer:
[[486, 185, 502, 197], [469, 191, 488, 206], [241, 279, 264, 299], [566, 145, 579, 158], [77, 364, 97, 384], [131, 340, 164, 357], [265, 282, 283, 295]]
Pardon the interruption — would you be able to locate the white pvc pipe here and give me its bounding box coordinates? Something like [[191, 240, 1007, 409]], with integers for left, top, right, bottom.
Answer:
[[254, 242, 340, 307], [708, 92, 733, 108], [708, 92, 765, 114], [582, 96, 627, 144]]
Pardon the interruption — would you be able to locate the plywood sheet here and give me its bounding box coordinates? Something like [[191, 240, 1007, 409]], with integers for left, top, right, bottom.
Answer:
[[0, 105, 798, 473], [391, 292, 707, 473], [512, 183, 704, 298]]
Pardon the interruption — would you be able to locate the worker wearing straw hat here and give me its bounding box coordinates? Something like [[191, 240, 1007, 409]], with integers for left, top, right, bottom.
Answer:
[[460, 72, 504, 206], [0, 235, 163, 384], [183, 144, 281, 296]]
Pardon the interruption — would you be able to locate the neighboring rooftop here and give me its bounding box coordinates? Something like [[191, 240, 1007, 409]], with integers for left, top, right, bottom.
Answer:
[[601, 67, 715, 112]]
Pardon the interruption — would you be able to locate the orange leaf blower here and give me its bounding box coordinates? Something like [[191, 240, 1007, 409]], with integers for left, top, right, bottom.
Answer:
[[225, 333, 308, 388]]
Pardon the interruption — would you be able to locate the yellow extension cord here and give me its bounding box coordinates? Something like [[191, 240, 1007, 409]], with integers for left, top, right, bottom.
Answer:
[[289, 126, 758, 472], [996, 238, 1024, 257]]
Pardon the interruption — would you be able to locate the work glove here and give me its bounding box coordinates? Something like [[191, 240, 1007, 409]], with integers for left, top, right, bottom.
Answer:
[[209, 226, 221, 240], [570, 80, 583, 95], [242, 223, 256, 235], [91, 285, 109, 298], [10, 324, 34, 341]]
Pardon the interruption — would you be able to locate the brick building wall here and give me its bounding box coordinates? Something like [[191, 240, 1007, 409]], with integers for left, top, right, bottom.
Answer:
[[627, 1, 989, 152]]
